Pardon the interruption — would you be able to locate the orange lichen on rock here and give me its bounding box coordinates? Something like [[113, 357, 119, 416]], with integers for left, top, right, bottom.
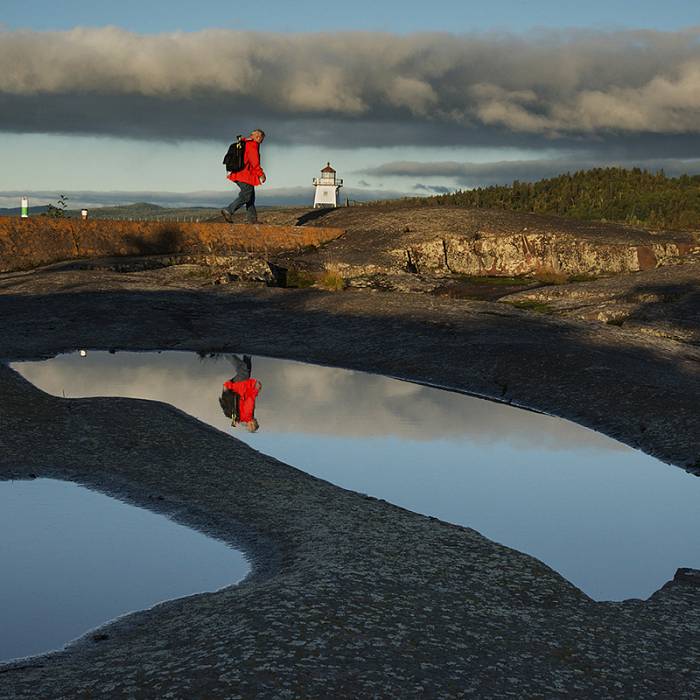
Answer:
[[0, 219, 345, 273]]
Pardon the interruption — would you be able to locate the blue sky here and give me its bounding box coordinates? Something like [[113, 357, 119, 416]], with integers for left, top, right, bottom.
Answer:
[[4, 0, 699, 33], [2, 1, 700, 207]]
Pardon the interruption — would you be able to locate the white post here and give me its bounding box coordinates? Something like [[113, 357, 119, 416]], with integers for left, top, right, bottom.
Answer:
[[21, 196, 29, 218]]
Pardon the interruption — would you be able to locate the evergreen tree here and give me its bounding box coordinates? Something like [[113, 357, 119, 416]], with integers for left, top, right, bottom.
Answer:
[[406, 168, 700, 229]]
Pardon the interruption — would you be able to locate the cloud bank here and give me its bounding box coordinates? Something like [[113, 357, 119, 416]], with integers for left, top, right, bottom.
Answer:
[[3, 27, 700, 148], [366, 157, 700, 187]]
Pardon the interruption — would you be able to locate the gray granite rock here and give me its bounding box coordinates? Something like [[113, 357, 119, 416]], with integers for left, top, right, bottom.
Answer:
[[0, 267, 699, 698], [273, 206, 700, 281]]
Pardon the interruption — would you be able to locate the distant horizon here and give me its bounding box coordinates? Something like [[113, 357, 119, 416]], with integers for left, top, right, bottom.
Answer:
[[3, 160, 700, 213], [0, 185, 413, 211]]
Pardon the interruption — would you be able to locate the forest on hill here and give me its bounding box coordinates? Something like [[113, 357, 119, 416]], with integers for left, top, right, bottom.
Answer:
[[410, 168, 700, 230]]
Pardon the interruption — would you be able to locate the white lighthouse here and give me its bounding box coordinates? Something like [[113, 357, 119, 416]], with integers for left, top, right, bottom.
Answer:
[[313, 162, 343, 208]]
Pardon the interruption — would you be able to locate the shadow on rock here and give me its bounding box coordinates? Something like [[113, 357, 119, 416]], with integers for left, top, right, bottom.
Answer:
[[295, 209, 336, 226], [124, 226, 185, 255], [619, 280, 700, 344]]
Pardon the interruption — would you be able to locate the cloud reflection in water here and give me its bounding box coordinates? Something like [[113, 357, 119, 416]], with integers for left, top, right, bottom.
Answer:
[[12, 351, 699, 601]]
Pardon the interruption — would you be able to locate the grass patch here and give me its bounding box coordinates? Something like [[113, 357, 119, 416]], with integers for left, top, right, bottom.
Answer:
[[285, 269, 316, 288], [533, 270, 569, 285], [567, 273, 599, 283], [284, 266, 346, 291], [506, 300, 555, 314], [458, 272, 600, 287], [317, 270, 346, 291], [456, 275, 532, 286]]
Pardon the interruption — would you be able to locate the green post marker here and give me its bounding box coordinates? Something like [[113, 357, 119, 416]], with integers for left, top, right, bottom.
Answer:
[[21, 197, 28, 218]]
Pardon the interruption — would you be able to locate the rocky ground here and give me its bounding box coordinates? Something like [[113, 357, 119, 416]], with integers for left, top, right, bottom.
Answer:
[[269, 205, 700, 281], [0, 207, 699, 698], [267, 205, 700, 347], [500, 260, 700, 346]]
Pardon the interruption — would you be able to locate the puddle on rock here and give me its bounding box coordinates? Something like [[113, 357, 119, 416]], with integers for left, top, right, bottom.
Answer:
[[12, 351, 700, 602], [0, 478, 249, 663]]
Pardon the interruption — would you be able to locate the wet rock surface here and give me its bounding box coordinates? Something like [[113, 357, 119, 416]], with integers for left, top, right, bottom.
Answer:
[[0, 261, 699, 698]]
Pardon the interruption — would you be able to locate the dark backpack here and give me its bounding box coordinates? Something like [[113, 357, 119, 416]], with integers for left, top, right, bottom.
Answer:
[[223, 136, 246, 173], [219, 388, 241, 425]]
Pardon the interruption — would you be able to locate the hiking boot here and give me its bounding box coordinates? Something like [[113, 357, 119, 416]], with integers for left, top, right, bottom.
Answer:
[[220, 209, 233, 223]]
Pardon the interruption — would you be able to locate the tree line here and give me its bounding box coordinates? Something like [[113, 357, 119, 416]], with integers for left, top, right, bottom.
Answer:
[[408, 168, 700, 230]]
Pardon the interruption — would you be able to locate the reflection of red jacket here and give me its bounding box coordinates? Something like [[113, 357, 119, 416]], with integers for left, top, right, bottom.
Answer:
[[223, 378, 259, 422], [226, 139, 264, 186]]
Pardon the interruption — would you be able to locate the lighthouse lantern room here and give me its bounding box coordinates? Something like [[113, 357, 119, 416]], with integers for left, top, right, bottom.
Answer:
[[313, 162, 343, 208]]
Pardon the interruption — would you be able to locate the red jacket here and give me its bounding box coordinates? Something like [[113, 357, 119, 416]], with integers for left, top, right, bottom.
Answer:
[[227, 139, 264, 186], [222, 378, 260, 422]]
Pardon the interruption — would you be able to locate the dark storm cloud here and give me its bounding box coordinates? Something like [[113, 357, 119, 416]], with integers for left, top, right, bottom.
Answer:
[[365, 157, 700, 186], [3, 27, 700, 152]]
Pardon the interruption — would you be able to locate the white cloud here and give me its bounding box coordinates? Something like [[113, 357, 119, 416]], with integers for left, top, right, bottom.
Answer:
[[13, 351, 623, 451]]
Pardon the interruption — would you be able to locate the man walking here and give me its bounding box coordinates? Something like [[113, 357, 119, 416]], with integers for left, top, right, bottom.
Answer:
[[219, 354, 262, 433], [221, 129, 266, 224]]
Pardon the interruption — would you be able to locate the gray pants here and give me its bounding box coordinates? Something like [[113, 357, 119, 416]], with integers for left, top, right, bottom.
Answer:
[[225, 182, 257, 223], [227, 354, 251, 383]]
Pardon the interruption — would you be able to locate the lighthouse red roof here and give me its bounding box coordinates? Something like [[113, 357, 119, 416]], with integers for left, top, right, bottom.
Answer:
[[321, 162, 336, 173]]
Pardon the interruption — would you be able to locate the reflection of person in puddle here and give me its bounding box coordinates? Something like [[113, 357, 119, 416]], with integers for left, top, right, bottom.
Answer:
[[219, 355, 262, 432]]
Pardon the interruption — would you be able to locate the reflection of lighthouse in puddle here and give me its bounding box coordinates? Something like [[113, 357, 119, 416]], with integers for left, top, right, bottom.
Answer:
[[312, 162, 343, 208]]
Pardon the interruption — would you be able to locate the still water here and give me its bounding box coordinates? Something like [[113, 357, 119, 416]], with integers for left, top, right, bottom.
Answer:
[[0, 478, 248, 663], [12, 351, 700, 603]]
